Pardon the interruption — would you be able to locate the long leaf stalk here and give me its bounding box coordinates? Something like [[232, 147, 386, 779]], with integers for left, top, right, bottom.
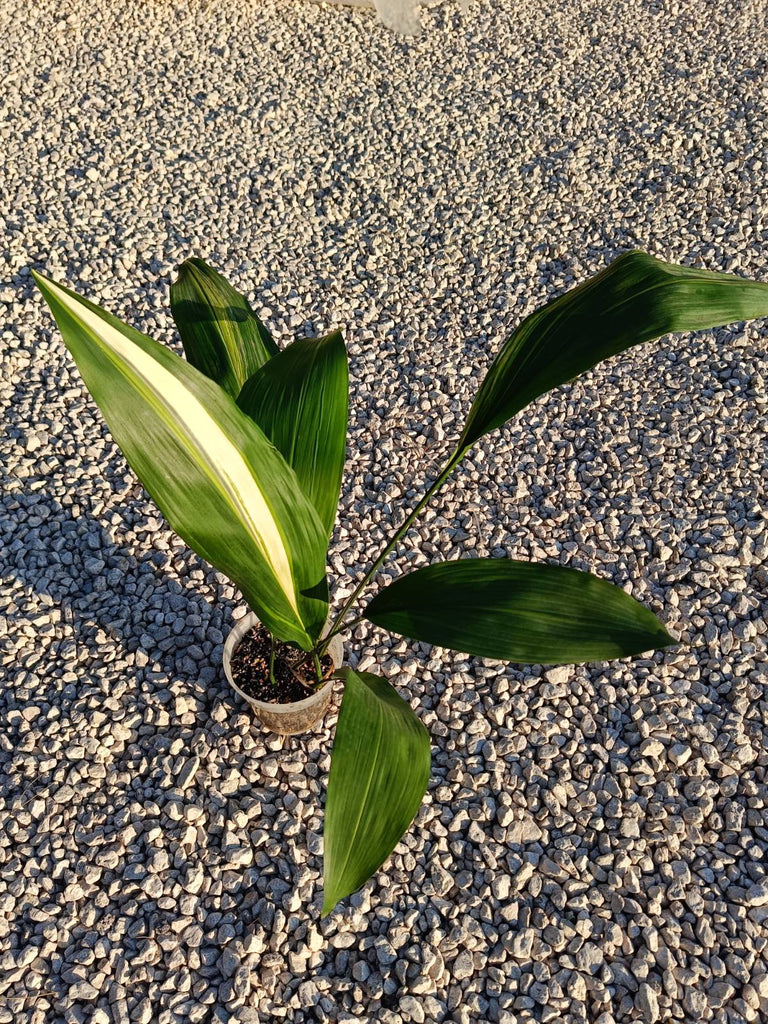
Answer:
[[315, 448, 465, 658], [313, 651, 324, 684]]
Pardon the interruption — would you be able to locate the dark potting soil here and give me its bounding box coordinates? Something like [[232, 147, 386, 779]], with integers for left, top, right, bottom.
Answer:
[[230, 625, 334, 705]]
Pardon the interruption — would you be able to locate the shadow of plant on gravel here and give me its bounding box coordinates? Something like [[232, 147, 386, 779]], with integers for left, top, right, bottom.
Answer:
[[2, 489, 244, 694], [2, 488, 337, 999]]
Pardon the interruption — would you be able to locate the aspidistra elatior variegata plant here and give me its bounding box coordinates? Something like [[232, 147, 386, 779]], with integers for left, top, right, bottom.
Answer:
[[35, 250, 768, 916]]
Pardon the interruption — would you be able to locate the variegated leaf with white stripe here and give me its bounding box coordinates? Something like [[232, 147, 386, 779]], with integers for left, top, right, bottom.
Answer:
[[34, 272, 328, 650]]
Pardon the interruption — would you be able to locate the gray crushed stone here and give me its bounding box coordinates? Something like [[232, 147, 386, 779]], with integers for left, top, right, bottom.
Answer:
[[1, 0, 767, 1022]]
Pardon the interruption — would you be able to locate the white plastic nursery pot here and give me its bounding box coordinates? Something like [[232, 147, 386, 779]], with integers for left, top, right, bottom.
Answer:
[[223, 612, 344, 735]]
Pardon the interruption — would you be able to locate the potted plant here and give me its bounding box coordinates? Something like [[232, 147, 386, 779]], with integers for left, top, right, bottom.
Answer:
[[33, 250, 768, 915], [222, 609, 345, 735]]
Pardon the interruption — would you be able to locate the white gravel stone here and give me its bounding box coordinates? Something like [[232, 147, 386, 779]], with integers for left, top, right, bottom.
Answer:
[[746, 881, 768, 907], [507, 815, 543, 844], [668, 742, 693, 767], [68, 982, 100, 1001], [452, 949, 474, 980], [636, 982, 660, 1023], [176, 756, 201, 790]]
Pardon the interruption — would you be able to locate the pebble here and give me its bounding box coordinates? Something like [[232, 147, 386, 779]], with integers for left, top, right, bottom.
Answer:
[[452, 950, 474, 980], [509, 929, 535, 960], [183, 867, 205, 895], [176, 756, 201, 790], [513, 862, 535, 889], [636, 982, 660, 1023], [68, 982, 99, 1001], [708, 981, 736, 1009], [746, 881, 768, 907], [638, 739, 664, 759], [507, 815, 543, 844], [544, 667, 571, 686], [399, 994, 426, 1022], [668, 743, 692, 767]]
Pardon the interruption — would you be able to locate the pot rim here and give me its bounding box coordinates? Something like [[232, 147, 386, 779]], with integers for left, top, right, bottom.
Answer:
[[223, 610, 342, 713]]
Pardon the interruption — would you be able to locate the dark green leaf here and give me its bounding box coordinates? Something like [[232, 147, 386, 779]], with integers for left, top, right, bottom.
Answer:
[[460, 251, 768, 447], [365, 558, 674, 665], [323, 668, 431, 916], [170, 258, 279, 399], [237, 332, 348, 539]]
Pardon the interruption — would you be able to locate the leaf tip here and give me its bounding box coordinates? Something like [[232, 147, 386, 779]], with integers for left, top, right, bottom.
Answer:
[[656, 625, 678, 649], [173, 255, 207, 279], [30, 268, 51, 293], [31, 270, 64, 312], [320, 892, 338, 918]]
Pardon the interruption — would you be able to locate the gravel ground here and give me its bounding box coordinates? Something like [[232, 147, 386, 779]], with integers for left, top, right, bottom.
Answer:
[[2, 0, 768, 1021]]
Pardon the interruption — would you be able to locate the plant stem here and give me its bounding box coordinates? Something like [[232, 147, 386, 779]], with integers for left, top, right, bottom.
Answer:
[[268, 634, 277, 687], [313, 651, 323, 684], [316, 450, 464, 657]]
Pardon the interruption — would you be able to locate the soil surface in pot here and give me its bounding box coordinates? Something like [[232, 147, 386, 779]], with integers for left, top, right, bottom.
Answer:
[[230, 625, 334, 704]]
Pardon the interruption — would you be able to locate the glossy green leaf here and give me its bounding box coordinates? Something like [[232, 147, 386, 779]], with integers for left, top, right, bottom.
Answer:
[[237, 332, 348, 540], [460, 250, 768, 448], [170, 257, 279, 399], [34, 272, 328, 649], [323, 668, 431, 916], [366, 558, 674, 665]]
